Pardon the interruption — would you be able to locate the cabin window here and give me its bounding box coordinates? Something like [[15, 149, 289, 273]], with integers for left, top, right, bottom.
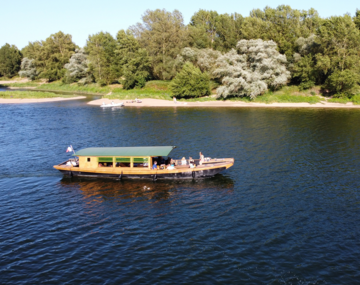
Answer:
[[87, 158, 91, 162], [98, 157, 113, 167], [115, 157, 131, 168], [133, 157, 149, 168]]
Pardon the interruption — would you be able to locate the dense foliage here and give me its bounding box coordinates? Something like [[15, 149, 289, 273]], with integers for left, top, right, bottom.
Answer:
[[0, 44, 22, 78], [1, 5, 359, 97], [170, 62, 210, 97]]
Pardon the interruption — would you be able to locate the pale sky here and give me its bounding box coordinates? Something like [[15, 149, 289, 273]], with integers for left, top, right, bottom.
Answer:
[[1, 0, 359, 49]]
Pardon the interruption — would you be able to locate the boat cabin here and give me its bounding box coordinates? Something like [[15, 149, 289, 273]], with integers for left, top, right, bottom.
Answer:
[[74, 146, 176, 170]]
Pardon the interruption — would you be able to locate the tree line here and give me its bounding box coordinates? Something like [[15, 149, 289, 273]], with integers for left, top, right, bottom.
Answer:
[[1, 6, 360, 98]]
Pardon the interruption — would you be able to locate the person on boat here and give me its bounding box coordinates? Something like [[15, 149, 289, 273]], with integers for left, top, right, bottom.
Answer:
[[159, 156, 165, 165], [189, 162, 195, 168], [199, 152, 205, 165], [181, 157, 187, 165], [152, 161, 158, 170], [167, 164, 175, 170], [98, 163, 103, 167]]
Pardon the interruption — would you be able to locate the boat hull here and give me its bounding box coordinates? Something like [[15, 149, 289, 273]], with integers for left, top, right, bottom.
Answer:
[[58, 166, 226, 180]]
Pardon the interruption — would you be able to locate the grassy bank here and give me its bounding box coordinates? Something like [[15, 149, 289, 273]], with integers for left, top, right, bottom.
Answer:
[[36, 81, 111, 94], [0, 91, 76, 99], [0, 82, 41, 88], [328, 95, 360, 105], [177, 86, 323, 104], [4, 80, 354, 105], [107, 81, 172, 100]]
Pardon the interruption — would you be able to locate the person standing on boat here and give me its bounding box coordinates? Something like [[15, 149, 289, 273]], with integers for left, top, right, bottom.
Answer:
[[199, 152, 205, 165]]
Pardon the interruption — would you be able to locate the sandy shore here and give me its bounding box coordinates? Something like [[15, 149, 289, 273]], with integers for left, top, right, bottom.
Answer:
[[0, 78, 29, 84], [88, 98, 360, 108], [0, 96, 86, 104]]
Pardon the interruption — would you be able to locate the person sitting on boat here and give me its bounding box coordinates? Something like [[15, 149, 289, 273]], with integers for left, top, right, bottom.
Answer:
[[181, 157, 187, 165], [199, 152, 205, 165], [152, 161, 158, 170], [167, 164, 175, 170], [98, 163, 103, 167], [159, 156, 165, 165], [189, 162, 195, 168]]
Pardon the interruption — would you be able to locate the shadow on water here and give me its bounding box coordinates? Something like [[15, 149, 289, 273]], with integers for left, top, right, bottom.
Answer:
[[59, 174, 235, 202]]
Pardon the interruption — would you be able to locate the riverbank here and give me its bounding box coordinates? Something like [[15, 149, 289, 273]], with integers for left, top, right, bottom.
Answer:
[[88, 98, 360, 108], [0, 96, 85, 104], [0, 91, 85, 104], [2, 79, 360, 107]]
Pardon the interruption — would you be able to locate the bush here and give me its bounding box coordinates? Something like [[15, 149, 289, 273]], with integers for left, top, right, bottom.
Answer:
[[325, 70, 359, 95], [170, 62, 210, 98], [299, 80, 315, 90], [122, 73, 146, 90]]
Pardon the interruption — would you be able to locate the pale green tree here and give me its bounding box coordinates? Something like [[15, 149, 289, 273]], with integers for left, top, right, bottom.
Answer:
[[214, 39, 290, 99], [19, 58, 38, 80], [64, 48, 92, 84]]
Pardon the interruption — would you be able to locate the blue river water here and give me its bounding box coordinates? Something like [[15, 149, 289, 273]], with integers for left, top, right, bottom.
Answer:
[[0, 94, 360, 284]]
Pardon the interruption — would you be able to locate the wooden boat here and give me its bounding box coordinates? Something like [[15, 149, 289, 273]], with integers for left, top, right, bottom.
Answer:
[[54, 146, 234, 180]]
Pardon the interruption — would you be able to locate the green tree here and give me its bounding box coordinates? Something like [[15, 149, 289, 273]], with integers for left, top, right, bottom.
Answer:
[[317, 15, 360, 93], [318, 15, 360, 72], [354, 9, 360, 30], [0, 43, 23, 78], [21, 41, 42, 59], [325, 70, 359, 95], [36, 31, 76, 81], [214, 13, 244, 52], [170, 62, 211, 98], [292, 54, 316, 89], [115, 30, 151, 89], [85, 32, 118, 85], [190, 10, 219, 49], [245, 6, 321, 58], [130, 9, 188, 80]]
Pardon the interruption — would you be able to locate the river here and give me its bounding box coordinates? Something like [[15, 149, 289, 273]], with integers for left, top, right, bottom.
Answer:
[[0, 95, 359, 284]]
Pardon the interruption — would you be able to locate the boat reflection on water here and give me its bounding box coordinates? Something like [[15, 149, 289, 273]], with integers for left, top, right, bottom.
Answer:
[[59, 174, 234, 203]]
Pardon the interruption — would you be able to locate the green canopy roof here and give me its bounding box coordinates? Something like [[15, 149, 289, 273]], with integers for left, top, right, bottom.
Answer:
[[74, 146, 176, 157]]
